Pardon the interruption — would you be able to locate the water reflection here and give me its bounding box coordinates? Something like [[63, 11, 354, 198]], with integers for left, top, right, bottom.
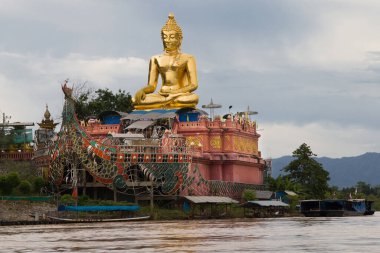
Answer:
[[0, 214, 379, 252]]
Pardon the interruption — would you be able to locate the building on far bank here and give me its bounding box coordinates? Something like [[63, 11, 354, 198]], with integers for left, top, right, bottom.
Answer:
[[0, 112, 34, 161]]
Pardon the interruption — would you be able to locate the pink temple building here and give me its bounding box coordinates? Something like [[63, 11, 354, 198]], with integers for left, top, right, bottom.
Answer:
[[176, 114, 265, 186], [82, 109, 266, 189]]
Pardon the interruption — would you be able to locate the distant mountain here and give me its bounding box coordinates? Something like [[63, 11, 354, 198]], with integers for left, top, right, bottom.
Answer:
[[270, 152, 380, 188]]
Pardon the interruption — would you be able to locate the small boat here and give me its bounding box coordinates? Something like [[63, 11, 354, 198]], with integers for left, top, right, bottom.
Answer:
[[300, 199, 375, 217], [46, 205, 150, 222], [47, 215, 151, 222]]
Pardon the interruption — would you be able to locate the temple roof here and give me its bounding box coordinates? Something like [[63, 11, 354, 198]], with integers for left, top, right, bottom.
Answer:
[[0, 122, 34, 127], [122, 108, 208, 121], [183, 196, 238, 204], [126, 120, 155, 130]]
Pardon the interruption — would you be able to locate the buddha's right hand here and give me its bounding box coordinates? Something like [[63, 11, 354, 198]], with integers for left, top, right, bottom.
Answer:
[[134, 89, 146, 103]]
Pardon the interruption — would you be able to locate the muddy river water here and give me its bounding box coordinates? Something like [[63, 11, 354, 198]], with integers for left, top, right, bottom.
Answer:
[[1, 213, 379, 252]]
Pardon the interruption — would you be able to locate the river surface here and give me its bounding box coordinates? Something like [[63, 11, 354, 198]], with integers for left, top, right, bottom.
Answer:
[[1, 213, 379, 252]]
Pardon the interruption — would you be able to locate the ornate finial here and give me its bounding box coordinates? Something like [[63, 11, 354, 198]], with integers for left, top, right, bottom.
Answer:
[[38, 103, 58, 130], [161, 12, 183, 39], [44, 104, 51, 120]]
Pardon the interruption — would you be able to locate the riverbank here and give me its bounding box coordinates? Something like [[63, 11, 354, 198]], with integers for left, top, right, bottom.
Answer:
[[0, 200, 301, 226], [0, 200, 56, 222]]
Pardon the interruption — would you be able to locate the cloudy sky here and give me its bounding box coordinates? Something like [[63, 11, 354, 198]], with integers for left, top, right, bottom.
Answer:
[[0, 0, 379, 158]]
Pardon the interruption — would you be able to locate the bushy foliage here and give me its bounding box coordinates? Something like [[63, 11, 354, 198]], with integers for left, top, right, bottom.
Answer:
[[242, 189, 256, 201], [77, 195, 90, 205], [0, 172, 21, 195], [18, 180, 32, 194], [6, 172, 21, 188], [75, 88, 133, 120], [0, 176, 12, 194], [33, 177, 46, 193], [60, 194, 75, 205], [268, 175, 299, 192], [287, 195, 301, 211], [331, 181, 380, 200]]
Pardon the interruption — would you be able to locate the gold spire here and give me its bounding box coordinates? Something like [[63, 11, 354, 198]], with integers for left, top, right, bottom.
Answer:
[[44, 104, 51, 120], [37, 104, 58, 130], [161, 13, 183, 39]]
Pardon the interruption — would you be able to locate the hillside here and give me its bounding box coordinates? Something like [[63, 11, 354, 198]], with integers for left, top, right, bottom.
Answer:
[[270, 152, 380, 188]]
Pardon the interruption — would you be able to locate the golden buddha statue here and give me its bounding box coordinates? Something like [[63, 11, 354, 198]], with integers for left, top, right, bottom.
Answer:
[[133, 13, 199, 110]]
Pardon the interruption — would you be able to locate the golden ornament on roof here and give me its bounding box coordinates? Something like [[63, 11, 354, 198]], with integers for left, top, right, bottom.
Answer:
[[37, 104, 58, 130]]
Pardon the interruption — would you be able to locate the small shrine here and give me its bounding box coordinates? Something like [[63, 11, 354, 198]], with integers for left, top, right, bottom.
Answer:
[[33, 105, 58, 177]]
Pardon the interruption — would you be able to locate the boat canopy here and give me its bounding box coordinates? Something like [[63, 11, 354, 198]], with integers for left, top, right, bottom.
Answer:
[[58, 205, 140, 212]]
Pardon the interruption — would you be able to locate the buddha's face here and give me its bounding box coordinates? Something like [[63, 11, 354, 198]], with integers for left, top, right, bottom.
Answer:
[[162, 30, 181, 51]]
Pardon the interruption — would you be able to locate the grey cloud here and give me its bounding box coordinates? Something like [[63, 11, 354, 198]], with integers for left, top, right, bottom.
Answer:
[[0, 0, 379, 157], [199, 65, 380, 129]]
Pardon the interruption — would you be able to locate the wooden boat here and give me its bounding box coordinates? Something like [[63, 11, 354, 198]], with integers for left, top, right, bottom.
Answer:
[[300, 199, 375, 217], [46, 205, 150, 222], [46, 215, 151, 222]]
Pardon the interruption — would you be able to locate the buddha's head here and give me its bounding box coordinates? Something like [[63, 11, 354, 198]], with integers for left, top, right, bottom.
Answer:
[[161, 13, 183, 52]]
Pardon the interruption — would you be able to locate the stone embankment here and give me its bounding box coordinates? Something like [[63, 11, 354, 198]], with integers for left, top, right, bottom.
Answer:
[[0, 200, 56, 225]]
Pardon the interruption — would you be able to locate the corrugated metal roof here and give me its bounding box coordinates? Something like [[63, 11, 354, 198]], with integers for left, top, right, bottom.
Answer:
[[255, 190, 274, 200], [158, 111, 178, 119], [184, 196, 238, 204], [126, 120, 154, 129], [243, 200, 289, 207], [122, 109, 178, 120], [284, 190, 297, 196], [123, 112, 176, 120], [176, 108, 209, 115], [0, 122, 34, 127], [98, 110, 128, 118], [122, 114, 145, 120]]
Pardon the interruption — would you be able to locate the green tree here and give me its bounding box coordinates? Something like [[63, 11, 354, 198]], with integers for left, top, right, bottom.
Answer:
[[282, 143, 330, 199], [19, 180, 32, 194], [242, 189, 256, 201], [33, 177, 46, 193], [373, 185, 380, 197], [268, 175, 299, 192], [0, 176, 8, 194], [0, 172, 20, 195], [356, 181, 371, 196], [7, 172, 21, 188], [60, 194, 75, 205], [75, 88, 133, 120]]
